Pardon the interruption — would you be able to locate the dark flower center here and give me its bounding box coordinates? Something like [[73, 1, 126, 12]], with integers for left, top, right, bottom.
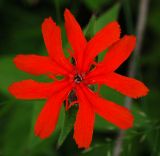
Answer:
[[74, 74, 83, 83]]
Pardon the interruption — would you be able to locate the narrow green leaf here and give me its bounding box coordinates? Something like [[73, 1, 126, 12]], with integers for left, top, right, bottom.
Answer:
[[84, 15, 97, 40], [95, 3, 120, 33], [57, 105, 78, 148]]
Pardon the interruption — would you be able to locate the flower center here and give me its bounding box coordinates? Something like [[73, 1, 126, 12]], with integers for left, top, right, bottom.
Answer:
[[74, 74, 83, 83]]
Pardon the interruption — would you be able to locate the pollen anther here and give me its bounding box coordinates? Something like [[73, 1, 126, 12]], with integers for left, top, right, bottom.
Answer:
[[74, 74, 82, 83]]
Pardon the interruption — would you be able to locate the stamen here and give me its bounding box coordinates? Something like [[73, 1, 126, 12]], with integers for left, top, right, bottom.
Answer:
[[66, 100, 78, 110], [74, 74, 82, 83]]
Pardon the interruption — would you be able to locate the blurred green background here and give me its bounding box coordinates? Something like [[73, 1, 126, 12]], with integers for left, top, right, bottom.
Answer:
[[0, 0, 160, 156]]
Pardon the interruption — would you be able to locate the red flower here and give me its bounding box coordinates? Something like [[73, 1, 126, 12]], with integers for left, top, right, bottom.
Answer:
[[9, 9, 149, 148]]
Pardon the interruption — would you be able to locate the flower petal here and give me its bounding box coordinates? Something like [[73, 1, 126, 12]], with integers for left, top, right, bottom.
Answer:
[[82, 21, 121, 72], [42, 17, 73, 73], [87, 72, 149, 98], [14, 54, 69, 76], [34, 83, 72, 139], [86, 35, 136, 78], [8, 79, 71, 100], [74, 86, 95, 149], [64, 9, 87, 71], [102, 35, 136, 71], [80, 84, 134, 129]]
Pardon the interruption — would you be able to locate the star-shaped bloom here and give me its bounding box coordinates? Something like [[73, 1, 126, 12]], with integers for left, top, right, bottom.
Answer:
[[9, 9, 149, 148]]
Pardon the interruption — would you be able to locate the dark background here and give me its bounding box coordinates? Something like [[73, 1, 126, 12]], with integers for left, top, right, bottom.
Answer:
[[0, 0, 160, 156]]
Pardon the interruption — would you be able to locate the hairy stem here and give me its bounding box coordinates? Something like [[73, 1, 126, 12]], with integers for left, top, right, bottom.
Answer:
[[112, 0, 150, 155]]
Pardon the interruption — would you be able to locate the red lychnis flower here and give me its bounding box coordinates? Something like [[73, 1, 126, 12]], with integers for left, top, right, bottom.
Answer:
[[9, 9, 149, 148]]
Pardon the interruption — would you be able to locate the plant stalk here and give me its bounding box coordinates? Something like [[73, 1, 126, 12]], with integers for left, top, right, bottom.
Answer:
[[112, 0, 150, 155]]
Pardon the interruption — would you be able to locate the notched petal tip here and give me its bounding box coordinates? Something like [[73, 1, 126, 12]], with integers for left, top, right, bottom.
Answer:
[[43, 16, 53, 23], [8, 80, 33, 99], [64, 8, 70, 15], [73, 134, 91, 149], [64, 8, 75, 24], [42, 16, 55, 28], [13, 55, 21, 68], [64, 9, 75, 20], [106, 21, 121, 40], [111, 21, 121, 35], [8, 79, 55, 100], [13, 54, 24, 65], [123, 35, 137, 49], [144, 85, 150, 95], [127, 34, 136, 41], [133, 83, 149, 99], [34, 126, 51, 139], [120, 110, 134, 130], [8, 82, 26, 99], [8, 83, 17, 98], [101, 21, 121, 41], [8, 83, 20, 99], [124, 34, 136, 42]]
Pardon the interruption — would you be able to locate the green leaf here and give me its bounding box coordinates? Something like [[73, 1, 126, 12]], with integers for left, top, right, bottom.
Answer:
[[84, 15, 97, 40], [57, 105, 78, 148], [94, 3, 120, 33]]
